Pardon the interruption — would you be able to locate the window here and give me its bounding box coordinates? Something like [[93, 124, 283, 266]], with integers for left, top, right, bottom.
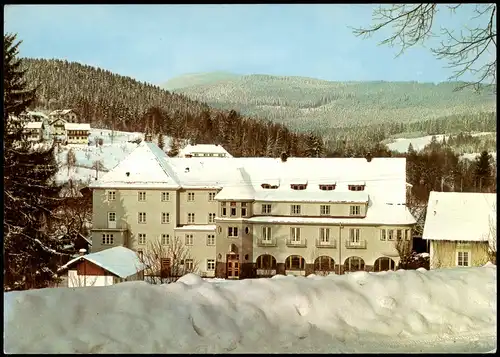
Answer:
[[108, 212, 116, 222], [208, 213, 216, 223], [319, 184, 336, 191], [285, 255, 305, 270], [207, 259, 216, 271], [231, 207, 237, 216], [350, 205, 361, 216], [184, 259, 194, 270], [291, 227, 301, 242], [102, 234, 114, 245], [161, 234, 170, 245], [185, 234, 194, 246], [241, 207, 247, 216], [161, 192, 170, 201], [208, 192, 216, 201], [396, 229, 403, 241], [380, 229, 386, 241], [320, 205, 330, 216], [138, 212, 147, 224], [291, 205, 301, 215], [162, 212, 170, 224], [187, 192, 195, 201], [320, 228, 330, 243], [388, 230, 394, 241], [187, 213, 195, 224], [138, 233, 146, 245], [348, 185, 365, 191], [228, 227, 239, 237], [222, 207, 227, 216], [405, 229, 411, 241], [290, 184, 307, 190], [457, 251, 470, 267], [207, 234, 215, 246], [262, 226, 272, 241], [107, 190, 116, 201], [349, 228, 360, 243], [262, 204, 271, 214], [138, 191, 146, 201], [244, 227, 249, 234], [230, 202, 237, 207]]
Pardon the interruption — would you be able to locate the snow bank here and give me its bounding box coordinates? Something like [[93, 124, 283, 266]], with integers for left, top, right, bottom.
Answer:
[[4, 266, 497, 353]]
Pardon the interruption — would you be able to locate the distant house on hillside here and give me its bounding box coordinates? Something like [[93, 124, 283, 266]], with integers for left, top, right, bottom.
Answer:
[[423, 191, 496, 269], [49, 109, 78, 123], [49, 117, 67, 139], [179, 144, 232, 158], [57, 246, 145, 287], [65, 123, 91, 144], [22, 121, 44, 142]]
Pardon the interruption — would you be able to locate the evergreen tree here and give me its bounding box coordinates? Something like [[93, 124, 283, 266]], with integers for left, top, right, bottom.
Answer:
[[305, 131, 323, 158], [4, 33, 64, 291], [158, 132, 165, 151], [474, 150, 493, 191]]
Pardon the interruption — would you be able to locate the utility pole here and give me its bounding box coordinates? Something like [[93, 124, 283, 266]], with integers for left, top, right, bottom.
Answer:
[[338, 223, 344, 275]]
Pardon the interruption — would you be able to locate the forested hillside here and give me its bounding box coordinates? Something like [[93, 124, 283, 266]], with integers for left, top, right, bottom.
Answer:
[[170, 73, 497, 135], [21, 59, 323, 158]]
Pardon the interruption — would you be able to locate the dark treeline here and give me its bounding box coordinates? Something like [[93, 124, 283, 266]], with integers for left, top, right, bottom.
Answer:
[[21, 58, 323, 158]]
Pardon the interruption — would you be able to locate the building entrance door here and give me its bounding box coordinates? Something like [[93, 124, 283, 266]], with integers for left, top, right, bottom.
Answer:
[[226, 254, 239, 279]]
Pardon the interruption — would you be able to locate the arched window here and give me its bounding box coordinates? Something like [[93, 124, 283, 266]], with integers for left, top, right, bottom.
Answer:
[[314, 256, 335, 272], [373, 257, 396, 272], [344, 256, 365, 272], [285, 255, 305, 270], [256, 254, 277, 270]]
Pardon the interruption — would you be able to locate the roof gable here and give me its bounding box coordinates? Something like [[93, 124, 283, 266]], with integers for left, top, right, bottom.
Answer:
[[423, 191, 497, 242]]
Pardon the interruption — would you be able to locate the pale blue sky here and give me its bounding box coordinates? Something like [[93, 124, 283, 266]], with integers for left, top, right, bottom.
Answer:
[[4, 4, 490, 84]]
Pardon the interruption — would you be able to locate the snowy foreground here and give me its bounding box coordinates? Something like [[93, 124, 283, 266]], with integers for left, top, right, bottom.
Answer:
[[4, 266, 497, 353]]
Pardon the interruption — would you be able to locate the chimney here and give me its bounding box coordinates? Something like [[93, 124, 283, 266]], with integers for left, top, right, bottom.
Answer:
[[79, 248, 87, 256], [280, 151, 288, 162], [366, 152, 372, 162], [145, 133, 152, 142]]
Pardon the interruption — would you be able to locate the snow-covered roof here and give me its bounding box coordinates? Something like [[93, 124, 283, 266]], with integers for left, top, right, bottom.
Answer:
[[90, 142, 181, 189], [422, 191, 496, 242], [58, 246, 144, 278], [26, 111, 49, 120], [64, 123, 90, 131], [174, 225, 216, 231], [91, 142, 407, 205], [24, 122, 43, 129], [245, 202, 416, 225], [179, 144, 232, 157], [50, 109, 75, 116]]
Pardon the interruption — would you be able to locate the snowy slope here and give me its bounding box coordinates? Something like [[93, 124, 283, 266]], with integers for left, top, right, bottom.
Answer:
[[386, 132, 496, 153], [55, 128, 172, 184], [4, 265, 496, 353]]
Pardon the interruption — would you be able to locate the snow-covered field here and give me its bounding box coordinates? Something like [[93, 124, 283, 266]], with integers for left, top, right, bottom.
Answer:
[[4, 265, 496, 353], [386, 132, 496, 153], [54, 129, 172, 184]]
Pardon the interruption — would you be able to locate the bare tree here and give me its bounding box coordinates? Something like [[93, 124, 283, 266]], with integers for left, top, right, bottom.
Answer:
[[487, 204, 497, 264], [139, 236, 199, 284], [92, 159, 104, 180], [352, 4, 496, 91], [67, 271, 98, 287]]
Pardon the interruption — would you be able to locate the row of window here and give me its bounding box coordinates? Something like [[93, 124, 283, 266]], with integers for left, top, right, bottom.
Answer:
[[101, 233, 216, 246], [380, 228, 412, 241], [107, 191, 217, 202], [108, 212, 217, 224], [261, 204, 361, 216]]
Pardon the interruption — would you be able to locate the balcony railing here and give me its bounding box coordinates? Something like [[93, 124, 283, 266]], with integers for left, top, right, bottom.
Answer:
[[345, 239, 367, 249], [257, 238, 277, 247], [286, 238, 307, 247], [316, 239, 337, 248]]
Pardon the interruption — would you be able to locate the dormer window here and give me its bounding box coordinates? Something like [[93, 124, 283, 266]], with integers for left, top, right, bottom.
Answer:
[[319, 184, 336, 191], [348, 184, 365, 191], [291, 184, 307, 190], [261, 183, 279, 189]]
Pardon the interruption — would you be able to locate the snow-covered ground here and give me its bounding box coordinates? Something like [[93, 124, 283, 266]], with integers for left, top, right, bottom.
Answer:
[[4, 265, 496, 353], [386, 132, 496, 153], [460, 152, 497, 162], [54, 128, 172, 184]]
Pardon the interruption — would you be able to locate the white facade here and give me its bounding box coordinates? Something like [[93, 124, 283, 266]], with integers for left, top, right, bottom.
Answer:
[[179, 144, 232, 158]]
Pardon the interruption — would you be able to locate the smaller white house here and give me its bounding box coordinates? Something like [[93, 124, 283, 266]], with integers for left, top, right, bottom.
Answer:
[[49, 109, 78, 123], [57, 246, 145, 287], [179, 144, 232, 158], [423, 191, 496, 269], [23, 121, 44, 142], [65, 123, 91, 144]]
